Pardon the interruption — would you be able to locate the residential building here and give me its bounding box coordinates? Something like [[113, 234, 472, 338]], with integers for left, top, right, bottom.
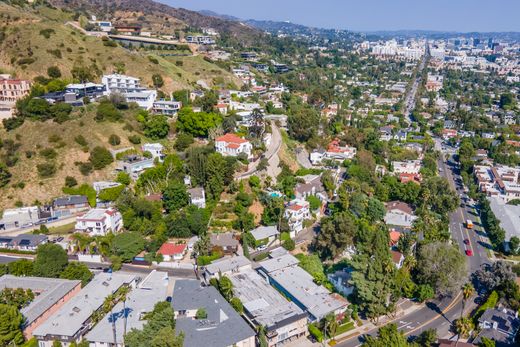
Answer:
[[391, 250, 405, 269], [210, 233, 239, 254], [0, 234, 48, 251], [215, 133, 253, 159], [474, 165, 520, 203], [284, 199, 310, 237], [113, 25, 141, 35], [74, 208, 122, 235], [188, 187, 206, 208], [203, 255, 252, 280], [52, 195, 89, 217], [172, 280, 256, 347], [152, 100, 182, 116], [392, 160, 422, 175], [0, 75, 31, 103], [65, 83, 105, 99], [294, 174, 327, 201], [0, 206, 41, 230], [442, 128, 458, 140], [123, 90, 157, 110], [93, 181, 121, 194], [250, 225, 279, 246], [185, 35, 216, 45], [142, 143, 165, 162], [157, 243, 187, 261], [384, 201, 417, 231], [327, 269, 354, 297], [119, 155, 155, 179], [230, 269, 308, 347], [488, 197, 520, 246], [474, 306, 520, 346], [102, 74, 142, 94], [258, 253, 348, 322], [33, 273, 137, 347], [0, 275, 82, 339], [86, 271, 169, 347]]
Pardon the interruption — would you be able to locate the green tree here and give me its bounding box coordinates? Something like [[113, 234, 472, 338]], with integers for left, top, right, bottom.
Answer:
[[176, 107, 222, 137], [362, 323, 410, 347], [478, 337, 496, 347], [60, 263, 93, 287], [162, 181, 189, 213], [33, 243, 68, 278], [116, 172, 131, 186], [195, 308, 207, 319], [174, 133, 194, 151], [415, 284, 434, 302], [454, 316, 473, 338], [89, 146, 114, 170], [111, 232, 146, 262], [230, 297, 243, 313], [461, 282, 475, 318], [151, 74, 164, 88], [0, 288, 34, 309], [351, 224, 396, 323], [7, 259, 34, 276], [367, 197, 386, 222], [315, 212, 356, 259], [416, 242, 467, 296], [287, 107, 319, 142], [144, 115, 170, 140], [414, 328, 437, 347], [0, 304, 24, 346], [218, 276, 233, 301], [65, 176, 78, 188]]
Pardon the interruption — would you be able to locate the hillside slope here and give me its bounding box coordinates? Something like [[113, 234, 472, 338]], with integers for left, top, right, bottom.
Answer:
[[0, 2, 239, 90], [47, 0, 264, 44]]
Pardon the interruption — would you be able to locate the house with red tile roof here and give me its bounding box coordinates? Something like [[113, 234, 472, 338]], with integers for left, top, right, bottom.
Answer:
[[284, 199, 310, 237], [215, 133, 253, 159], [158, 243, 187, 261]]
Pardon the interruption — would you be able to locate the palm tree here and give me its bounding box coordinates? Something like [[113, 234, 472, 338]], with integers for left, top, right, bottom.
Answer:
[[454, 317, 473, 339], [218, 276, 234, 301], [118, 286, 130, 345], [103, 294, 117, 345], [461, 283, 475, 318]]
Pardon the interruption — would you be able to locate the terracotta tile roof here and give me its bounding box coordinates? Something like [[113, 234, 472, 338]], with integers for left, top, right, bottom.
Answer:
[[158, 243, 187, 256], [216, 133, 248, 144]]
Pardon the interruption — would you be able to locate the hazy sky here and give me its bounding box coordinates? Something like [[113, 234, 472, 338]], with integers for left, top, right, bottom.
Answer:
[[160, 0, 520, 32]]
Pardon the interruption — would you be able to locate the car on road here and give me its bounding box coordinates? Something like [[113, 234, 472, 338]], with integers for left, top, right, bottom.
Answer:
[[463, 239, 470, 245], [465, 249, 473, 256], [256, 245, 267, 251]]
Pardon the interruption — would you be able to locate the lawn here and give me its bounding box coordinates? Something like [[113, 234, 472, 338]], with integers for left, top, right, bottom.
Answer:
[[48, 222, 76, 235]]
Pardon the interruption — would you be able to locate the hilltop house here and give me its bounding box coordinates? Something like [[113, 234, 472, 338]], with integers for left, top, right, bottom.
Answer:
[[284, 199, 310, 237]]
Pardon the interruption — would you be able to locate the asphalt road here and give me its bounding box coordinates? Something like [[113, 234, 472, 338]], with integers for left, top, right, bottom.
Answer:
[[336, 144, 490, 347]]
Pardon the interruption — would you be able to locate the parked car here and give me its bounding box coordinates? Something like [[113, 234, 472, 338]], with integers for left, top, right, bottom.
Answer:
[[465, 249, 473, 256]]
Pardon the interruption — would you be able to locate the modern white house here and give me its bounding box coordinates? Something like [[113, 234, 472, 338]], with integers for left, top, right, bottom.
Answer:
[[152, 100, 182, 116], [123, 90, 157, 110], [142, 143, 165, 162], [392, 160, 422, 175], [284, 199, 310, 237], [215, 133, 253, 159], [74, 208, 122, 236], [102, 74, 142, 94]]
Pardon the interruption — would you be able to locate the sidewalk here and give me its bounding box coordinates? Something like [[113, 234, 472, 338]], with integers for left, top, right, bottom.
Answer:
[[333, 300, 423, 344]]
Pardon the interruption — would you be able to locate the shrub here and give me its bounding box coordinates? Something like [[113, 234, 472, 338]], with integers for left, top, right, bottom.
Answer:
[[48, 134, 62, 143], [37, 162, 57, 178], [108, 134, 121, 146], [174, 133, 194, 151], [74, 135, 88, 147], [47, 66, 61, 78], [64, 176, 78, 188], [78, 162, 93, 176], [128, 135, 141, 144], [89, 147, 113, 170], [103, 40, 117, 47], [282, 238, 295, 251], [39, 28, 55, 39], [62, 184, 96, 207], [148, 56, 159, 64], [18, 57, 35, 65], [46, 49, 62, 59], [39, 148, 57, 160], [95, 101, 121, 122]]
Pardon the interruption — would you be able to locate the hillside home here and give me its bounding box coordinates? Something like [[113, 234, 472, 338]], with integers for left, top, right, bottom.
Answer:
[[188, 187, 206, 208], [284, 199, 310, 237], [152, 100, 182, 116], [74, 208, 122, 236], [215, 133, 253, 159], [158, 243, 187, 261], [142, 143, 165, 162]]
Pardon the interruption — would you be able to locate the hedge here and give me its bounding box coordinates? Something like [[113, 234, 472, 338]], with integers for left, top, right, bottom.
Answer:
[[474, 290, 498, 324], [308, 323, 323, 342]]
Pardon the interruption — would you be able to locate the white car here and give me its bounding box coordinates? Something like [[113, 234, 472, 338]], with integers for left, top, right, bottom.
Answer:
[[257, 245, 267, 251]]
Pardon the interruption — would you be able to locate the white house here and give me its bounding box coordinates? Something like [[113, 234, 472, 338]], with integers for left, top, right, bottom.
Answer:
[[250, 225, 279, 245], [123, 90, 157, 110], [158, 243, 187, 261], [187, 187, 206, 208], [75, 208, 122, 236], [215, 133, 253, 159], [392, 160, 422, 175], [102, 74, 142, 94], [310, 139, 357, 165], [142, 143, 165, 162], [327, 269, 354, 297], [284, 199, 310, 238], [152, 100, 182, 116]]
